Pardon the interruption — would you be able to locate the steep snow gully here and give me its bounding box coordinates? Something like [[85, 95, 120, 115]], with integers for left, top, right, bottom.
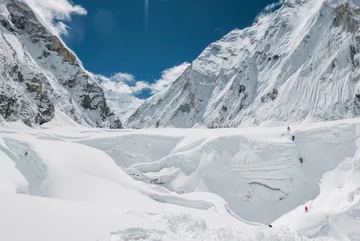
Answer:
[[0, 118, 359, 241]]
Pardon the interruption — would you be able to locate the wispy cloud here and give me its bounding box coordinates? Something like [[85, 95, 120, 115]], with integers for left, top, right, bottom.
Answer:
[[150, 62, 190, 94], [95, 73, 149, 95], [255, 0, 284, 22], [24, 0, 87, 36], [95, 74, 134, 95], [95, 62, 190, 99], [110, 73, 136, 84], [264, 0, 284, 12]]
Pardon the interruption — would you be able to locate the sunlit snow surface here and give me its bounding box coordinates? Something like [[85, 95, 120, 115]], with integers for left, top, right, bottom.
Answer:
[[1, 118, 360, 240], [128, 0, 360, 129]]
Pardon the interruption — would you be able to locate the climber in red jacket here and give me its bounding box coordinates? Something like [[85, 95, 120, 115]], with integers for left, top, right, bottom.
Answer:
[[305, 206, 308, 213]]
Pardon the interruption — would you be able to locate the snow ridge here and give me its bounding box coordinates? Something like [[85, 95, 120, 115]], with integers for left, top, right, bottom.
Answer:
[[128, 0, 360, 128]]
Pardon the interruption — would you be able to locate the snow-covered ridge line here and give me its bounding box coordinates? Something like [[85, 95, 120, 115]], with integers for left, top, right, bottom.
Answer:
[[0, 0, 122, 128], [128, 0, 360, 128]]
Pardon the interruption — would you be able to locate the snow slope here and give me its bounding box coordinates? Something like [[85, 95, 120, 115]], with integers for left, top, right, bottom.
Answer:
[[93, 73, 145, 123], [1, 118, 360, 240], [74, 120, 358, 225], [103, 92, 143, 123], [274, 123, 360, 240], [128, 0, 360, 128]]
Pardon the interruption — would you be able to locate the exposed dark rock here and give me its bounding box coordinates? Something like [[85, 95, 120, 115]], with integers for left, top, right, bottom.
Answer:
[[273, 55, 280, 60], [269, 89, 278, 101], [17, 71, 24, 82], [46, 37, 77, 65], [26, 78, 42, 93], [332, 3, 359, 33], [36, 93, 55, 125], [0, 19, 15, 32], [179, 103, 192, 113], [0, 0, 122, 128], [261, 89, 279, 103], [239, 85, 246, 94], [110, 118, 123, 129], [0, 95, 17, 119], [81, 95, 92, 110]]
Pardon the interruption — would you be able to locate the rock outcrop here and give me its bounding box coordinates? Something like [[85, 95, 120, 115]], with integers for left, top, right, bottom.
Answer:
[[0, 0, 121, 128]]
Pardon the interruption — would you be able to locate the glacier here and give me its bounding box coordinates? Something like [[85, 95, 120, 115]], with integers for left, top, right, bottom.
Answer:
[[1, 118, 360, 240]]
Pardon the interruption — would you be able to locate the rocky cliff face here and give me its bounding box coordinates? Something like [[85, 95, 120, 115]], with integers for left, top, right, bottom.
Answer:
[[0, 0, 122, 128], [128, 0, 360, 128]]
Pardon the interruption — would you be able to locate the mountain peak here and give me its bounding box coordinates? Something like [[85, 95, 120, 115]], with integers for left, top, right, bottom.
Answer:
[[128, 0, 360, 128], [283, 0, 359, 8]]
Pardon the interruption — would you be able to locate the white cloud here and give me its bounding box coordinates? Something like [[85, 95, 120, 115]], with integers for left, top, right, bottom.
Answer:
[[264, 0, 284, 12], [255, 0, 284, 23], [24, 0, 87, 36], [150, 62, 190, 94], [132, 81, 151, 94], [95, 62, 190, 99], [95, 74, 133, 95], [110, 73, 136, 84], [95, 73, 142, 95], [93, 74, 144, 121]]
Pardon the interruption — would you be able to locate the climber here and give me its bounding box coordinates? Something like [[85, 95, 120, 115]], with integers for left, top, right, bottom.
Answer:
[[268, 224, 273, 228], [299, 158, 303, 164], [287, 126, 291, 132], [305, 206, 308, 213], [292, 135, 295, 141]]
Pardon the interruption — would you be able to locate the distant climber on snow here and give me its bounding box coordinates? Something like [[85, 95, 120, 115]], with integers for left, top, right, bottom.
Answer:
[[305, 206, 308, 213], [287, 126, 291, 132], [268, 224, 273, 228], [299, 158, 303, 164], [292, 135, 295, 141]]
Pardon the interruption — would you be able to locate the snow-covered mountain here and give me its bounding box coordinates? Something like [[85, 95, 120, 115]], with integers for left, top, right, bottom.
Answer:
[[0, 0, 122, 128], [128, 0, 360, 128], [102, 92, 143, 123], [93, 74, 145, 123]]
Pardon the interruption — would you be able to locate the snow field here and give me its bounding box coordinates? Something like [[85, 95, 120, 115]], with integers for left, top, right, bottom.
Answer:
[[0, 118, 360, 240]]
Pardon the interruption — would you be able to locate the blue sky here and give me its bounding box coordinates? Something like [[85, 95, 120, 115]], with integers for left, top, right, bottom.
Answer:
[[28, 0, 280, 99]]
